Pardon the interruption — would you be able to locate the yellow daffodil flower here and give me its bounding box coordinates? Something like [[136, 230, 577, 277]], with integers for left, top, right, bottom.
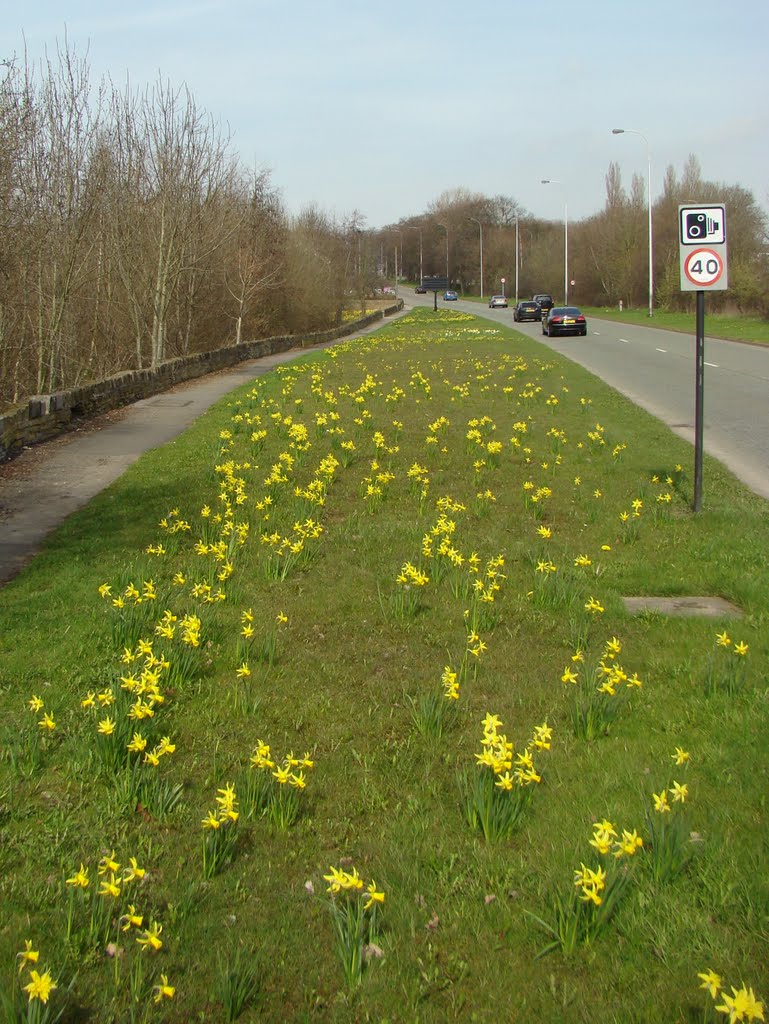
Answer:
[[16, 940, 39, 973], [670, 781, 688, 803], [136, 921, 163, 952], [66, 864, 90, 888], [653, 790, 671, 814], [23, 970, 57, 1004], [153, 974, 176, 1003]]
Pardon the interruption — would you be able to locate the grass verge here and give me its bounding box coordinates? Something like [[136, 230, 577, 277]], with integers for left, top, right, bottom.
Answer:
[[0, 308, 767, 1023]]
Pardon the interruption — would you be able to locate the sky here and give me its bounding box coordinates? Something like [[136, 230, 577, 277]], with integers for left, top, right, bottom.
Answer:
[[3, 0, 769, 230]]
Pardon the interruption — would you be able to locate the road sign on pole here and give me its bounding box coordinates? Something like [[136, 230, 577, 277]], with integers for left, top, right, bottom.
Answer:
[[679, 204, 727, 291], [678, 203, 728, 512]]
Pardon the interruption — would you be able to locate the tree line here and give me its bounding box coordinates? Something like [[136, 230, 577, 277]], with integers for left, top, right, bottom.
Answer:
[[2, 44, 767, 410], [382, 168, 768, 313], [0, 46, 361, 408]]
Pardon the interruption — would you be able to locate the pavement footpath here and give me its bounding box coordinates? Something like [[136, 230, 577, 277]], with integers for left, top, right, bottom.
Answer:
[[0, 312, 407, 586]]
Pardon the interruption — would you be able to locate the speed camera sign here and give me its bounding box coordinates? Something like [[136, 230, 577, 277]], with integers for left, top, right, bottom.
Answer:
[[679, 204, 727, 291]]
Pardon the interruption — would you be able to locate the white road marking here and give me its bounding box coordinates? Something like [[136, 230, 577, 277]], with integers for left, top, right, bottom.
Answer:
[[619, 338, 630, 343], [656, 347, 667, 353], [705, 361, 719, 368]]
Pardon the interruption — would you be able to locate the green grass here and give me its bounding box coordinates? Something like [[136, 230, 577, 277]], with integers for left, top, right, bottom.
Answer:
[[581, 306, 769, 345], [0, 307, 767, 1023]]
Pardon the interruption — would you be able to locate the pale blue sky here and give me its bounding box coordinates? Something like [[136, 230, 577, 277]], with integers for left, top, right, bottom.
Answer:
[[4, 0, 768, 228]]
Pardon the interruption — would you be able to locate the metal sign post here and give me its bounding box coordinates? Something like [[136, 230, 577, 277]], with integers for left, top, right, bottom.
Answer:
[[422, 275, 449, 312], [678, 204, 728, 512]]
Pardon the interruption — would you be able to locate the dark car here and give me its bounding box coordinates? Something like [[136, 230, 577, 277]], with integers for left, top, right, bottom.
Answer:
[[414, 284, 427, 294], [542, 306, 588, 337], [533, 293, 554, 317], [488, 295, 508, 309], [443, 290, 458, 301], [513, 300, 541, 322]]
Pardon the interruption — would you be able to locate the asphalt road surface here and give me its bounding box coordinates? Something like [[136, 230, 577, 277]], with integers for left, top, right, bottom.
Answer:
[[406, 290, 769, 502]]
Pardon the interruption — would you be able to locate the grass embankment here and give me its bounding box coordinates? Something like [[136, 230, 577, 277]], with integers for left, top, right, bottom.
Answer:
[[1, 308, 767, 1022], [581, 306, 769, 345]]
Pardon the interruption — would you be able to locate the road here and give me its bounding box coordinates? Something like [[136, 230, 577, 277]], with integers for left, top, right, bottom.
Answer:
[[403, 289, 769, 501]]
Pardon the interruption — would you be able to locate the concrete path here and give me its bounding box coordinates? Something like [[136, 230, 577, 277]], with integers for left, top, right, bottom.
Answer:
[[0, 313, 404, 586]]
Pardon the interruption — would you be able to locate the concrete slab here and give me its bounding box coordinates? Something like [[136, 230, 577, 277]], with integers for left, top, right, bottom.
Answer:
[[622, 596, 743, 617]]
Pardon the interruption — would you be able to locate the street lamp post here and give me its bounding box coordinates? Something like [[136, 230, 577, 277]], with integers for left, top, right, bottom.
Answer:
[[541, 179, 568, 304], [468, 216, 484, 298], [405, 224, 424, 285], [514, 215, 519, 306], [436, 222, 449, 284], [612, 127, 654, 317]]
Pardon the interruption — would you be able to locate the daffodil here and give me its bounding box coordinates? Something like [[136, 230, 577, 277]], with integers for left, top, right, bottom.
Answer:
[[698, 969, 723, 999], [120, 904, 144, 931], [670, 781, 688, 803], [152, 974, 176, 1003], [98, 851, 120, 875], [653, 790, 671, 814], [66, 864, 90, 888], [136, 921, 163, 951], [23, 970, 57, 1004], [16, 940, 39, 974], [123, 857, 146, 882], [98, 873, 121, 898], [672, 747, 690, 765], [364, 881, 385, 910]]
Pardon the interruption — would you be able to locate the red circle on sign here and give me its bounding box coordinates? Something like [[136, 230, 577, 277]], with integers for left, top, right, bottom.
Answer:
[[684, 248, 724, 287]]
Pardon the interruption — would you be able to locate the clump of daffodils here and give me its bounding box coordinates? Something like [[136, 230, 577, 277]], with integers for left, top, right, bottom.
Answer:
[[322, 865, 385, 989], [462, 713, 550, 841], [527, 818, 642, 956], [13, 940, 58, 1011], [247, 742, 314, 828], [698, 968, 764, 1022], [392, 560, 430, 621], [645, 749, 695, 884], [561, 636, 642, 740], [202, 783, 239, 878], [703, 630, 750, 695]]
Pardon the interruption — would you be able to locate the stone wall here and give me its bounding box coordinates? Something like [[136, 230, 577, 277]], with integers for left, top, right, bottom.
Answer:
[[0, 303, 402, 463]]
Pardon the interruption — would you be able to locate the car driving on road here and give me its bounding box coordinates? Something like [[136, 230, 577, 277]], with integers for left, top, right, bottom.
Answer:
[[533, 293, 554, 317], [542, 306, 588, 337], [513, 300, 540, 322], [443, 290, 458, 301], [488, 295, 508, 309]]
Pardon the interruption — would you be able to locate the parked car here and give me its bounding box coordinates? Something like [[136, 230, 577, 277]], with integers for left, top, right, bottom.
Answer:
[[488, 295, 508, 308], [513, 300, 541, 322], [414, 284, 427, 294], [533, 293, 554, 317], [443, 290, 458, 301], [542, 306, 588, 337]]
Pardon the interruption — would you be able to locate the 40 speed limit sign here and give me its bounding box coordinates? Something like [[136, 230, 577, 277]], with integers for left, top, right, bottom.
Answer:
[[683, 248, 725, 287], [679, 204, 728, 291]]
